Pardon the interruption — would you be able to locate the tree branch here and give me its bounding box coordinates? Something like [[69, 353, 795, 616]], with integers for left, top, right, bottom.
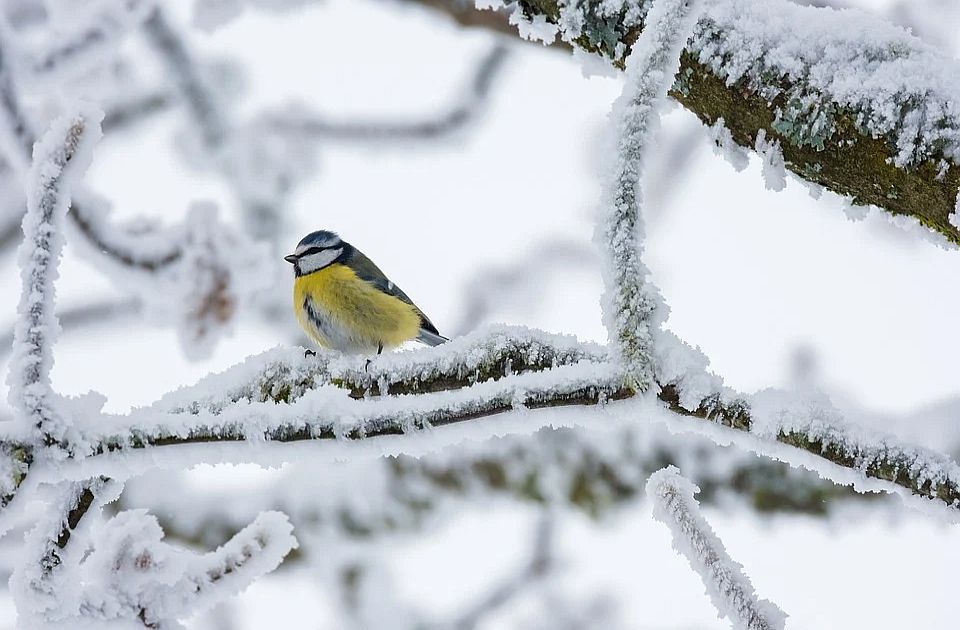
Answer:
[[18, 326, 948, 513], [403, 0, 960, 243], [9, 109, 102, 448], [647, 466, 786, 630]]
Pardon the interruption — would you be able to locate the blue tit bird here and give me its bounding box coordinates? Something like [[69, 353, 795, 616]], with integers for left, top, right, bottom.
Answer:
[[284, 230, 448, 355]]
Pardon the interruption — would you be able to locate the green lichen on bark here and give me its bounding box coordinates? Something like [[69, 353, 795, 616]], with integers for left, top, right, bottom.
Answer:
[[425, 0, 960, 243], [670, 53, 960, 244]]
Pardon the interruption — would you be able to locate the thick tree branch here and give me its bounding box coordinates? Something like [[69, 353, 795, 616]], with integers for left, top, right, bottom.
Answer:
[[17, 327, 947, 513], [404, 0, 960, 243]]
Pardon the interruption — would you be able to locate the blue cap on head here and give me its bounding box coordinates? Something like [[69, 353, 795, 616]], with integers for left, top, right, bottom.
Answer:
[[295, 230, 342, 253]]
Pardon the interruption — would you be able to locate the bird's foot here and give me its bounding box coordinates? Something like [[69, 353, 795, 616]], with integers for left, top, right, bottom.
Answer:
[[304, 349, 316, 358]]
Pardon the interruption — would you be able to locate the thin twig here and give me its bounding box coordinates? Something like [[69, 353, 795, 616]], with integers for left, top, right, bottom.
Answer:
[[265, 44, 510, 141]]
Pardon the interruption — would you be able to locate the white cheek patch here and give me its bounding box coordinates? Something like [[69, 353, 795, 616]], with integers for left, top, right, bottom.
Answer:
[[298, 248, 342, 274]]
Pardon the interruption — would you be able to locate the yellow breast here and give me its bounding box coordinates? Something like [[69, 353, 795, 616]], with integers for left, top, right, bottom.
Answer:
[[293, 263, 422, 352]]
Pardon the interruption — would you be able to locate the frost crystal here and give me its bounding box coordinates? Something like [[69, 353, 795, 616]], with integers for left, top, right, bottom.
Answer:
[[647, 466, 787, 630], [754, 130, 786, 192], [707, 117, 748, 172], [508, 5, 559, 45]]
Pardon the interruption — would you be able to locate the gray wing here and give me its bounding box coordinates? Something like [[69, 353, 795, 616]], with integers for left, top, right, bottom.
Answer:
[[347, 248, 444, 337]]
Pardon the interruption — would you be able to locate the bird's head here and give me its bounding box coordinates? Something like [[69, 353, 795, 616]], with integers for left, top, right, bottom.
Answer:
[[284, 230, 345, 276]]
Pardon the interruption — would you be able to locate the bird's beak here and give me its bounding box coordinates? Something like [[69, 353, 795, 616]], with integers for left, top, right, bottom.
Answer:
[[283, 254, 298, 264]]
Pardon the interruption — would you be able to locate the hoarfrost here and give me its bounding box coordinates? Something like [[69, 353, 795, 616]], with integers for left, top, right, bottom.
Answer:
[[691, 0, 960, 167], [754, 130, 786, 192], [508, 6, 559, 45], [707, 118, 748, 172]]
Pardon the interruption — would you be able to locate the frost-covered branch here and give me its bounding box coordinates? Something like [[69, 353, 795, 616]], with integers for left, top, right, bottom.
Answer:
[[264, 43, 509, 142], [12, 477, 298, 627], [647, 466, 786, 630], [7, 109, 101, 448], [11, 477, 111, 621], [412, 0, 960, 243], [16, 325, 951, 514], [597, 0, 700, 390]]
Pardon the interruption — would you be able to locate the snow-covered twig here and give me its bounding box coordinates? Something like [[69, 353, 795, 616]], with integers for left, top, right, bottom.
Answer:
[[11, 477, 111, 620], [264, 43, 510, 142], [597, 0, 701, 390], [647, 466, 787, 630], [7, 109, 102, 448]]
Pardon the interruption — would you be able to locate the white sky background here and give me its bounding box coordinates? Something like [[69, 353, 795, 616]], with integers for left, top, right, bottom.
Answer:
[[1, 0, 959, 627]]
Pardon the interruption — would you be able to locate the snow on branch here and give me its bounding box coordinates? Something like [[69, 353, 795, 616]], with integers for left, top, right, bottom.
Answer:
[[2, 323, 944, 515], [153, 325, 611, 413], [12, 476, 298, 627], [11, 477, 111, 621], [597, 0, 701, 391], [76, 510, 297, 627], [647, 466, 786, 630], [418, 0, 960, 243], [7, 108, 102, 449]]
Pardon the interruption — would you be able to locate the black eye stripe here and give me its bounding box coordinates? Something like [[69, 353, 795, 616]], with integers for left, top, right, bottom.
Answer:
[[299, 245, 337, 257]]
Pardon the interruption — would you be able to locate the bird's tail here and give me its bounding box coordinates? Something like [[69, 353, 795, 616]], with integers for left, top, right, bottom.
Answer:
[[417, 329, 449, 347]]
